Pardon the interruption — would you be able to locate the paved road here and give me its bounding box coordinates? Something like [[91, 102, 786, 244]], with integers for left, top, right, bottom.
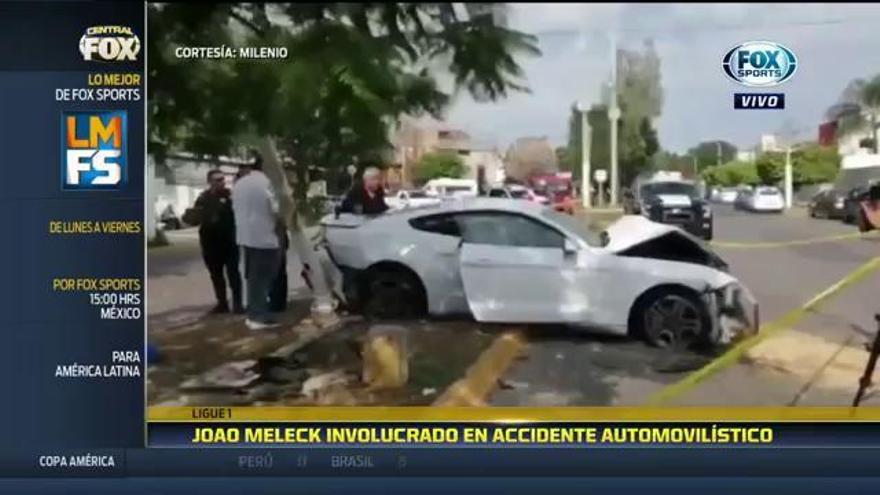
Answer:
[[491, 205, 880, 407]]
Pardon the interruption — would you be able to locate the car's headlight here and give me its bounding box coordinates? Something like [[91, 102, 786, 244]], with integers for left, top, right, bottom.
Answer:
[[835, 198, 845, 208]]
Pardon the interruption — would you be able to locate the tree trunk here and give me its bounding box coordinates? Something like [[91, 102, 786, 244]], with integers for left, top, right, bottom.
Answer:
[[255, 137, 339, 325]]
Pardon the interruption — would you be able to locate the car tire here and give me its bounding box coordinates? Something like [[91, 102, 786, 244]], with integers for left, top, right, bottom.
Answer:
[[362, 268, 427, 320], [633, 287, 712, 350]]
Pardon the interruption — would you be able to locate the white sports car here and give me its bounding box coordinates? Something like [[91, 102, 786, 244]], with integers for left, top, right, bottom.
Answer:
[[318, 198, 758, 348]]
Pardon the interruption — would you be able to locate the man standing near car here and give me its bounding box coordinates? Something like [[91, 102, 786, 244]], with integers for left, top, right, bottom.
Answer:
[[339, 167, 389, 215], [186, 169, 243, 315], [232, 154, 283, 330]]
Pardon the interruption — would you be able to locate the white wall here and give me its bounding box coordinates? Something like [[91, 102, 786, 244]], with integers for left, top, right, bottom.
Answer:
[[462, 150, 505, 183]]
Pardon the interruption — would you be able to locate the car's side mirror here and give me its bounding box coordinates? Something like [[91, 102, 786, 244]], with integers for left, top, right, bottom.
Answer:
[[563, 239, 579, 254]]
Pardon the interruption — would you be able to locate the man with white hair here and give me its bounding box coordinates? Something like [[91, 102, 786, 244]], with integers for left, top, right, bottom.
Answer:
[[339, 166, 389, 215]]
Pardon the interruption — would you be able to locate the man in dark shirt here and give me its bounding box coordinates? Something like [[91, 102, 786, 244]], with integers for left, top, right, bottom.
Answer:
[[339, 167, 389, 215], [187, 169, 244, 314]]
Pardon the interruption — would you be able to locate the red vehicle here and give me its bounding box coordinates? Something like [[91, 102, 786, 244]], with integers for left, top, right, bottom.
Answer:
[[526, 172, 575, 214]]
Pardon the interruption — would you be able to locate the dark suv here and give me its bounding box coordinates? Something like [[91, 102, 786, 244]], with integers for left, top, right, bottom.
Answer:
[[623, 181, 713, 240]]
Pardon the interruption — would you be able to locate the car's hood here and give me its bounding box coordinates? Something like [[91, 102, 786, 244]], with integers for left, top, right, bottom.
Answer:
[[603, 215, 704, 253], [652, 194, 693, 207]]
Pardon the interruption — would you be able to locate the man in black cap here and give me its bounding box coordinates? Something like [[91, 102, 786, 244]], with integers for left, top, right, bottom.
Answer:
[[186, 169, 244, 314]]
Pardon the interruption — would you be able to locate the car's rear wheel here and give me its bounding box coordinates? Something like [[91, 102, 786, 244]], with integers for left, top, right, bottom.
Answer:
[[636, 289, 711, 349], [362, 268, 426, 320]]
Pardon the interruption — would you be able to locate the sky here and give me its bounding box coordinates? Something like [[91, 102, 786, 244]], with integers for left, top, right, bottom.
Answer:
[[443, 3, 880, 154]]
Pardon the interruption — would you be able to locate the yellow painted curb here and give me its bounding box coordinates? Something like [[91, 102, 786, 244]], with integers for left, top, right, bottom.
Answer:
[[644, 256, 880, 406], [711, 231, 879, 249], [433, 330, 527, 407]]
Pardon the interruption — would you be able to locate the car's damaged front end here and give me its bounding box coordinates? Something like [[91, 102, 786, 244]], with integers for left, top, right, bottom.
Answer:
[[607, 215, 760, 345], [703, 281, 760, 346]]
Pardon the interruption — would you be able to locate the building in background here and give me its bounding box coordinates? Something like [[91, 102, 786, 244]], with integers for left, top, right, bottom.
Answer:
[[736, 150, 756, 162], [389, 116, 505, 188], [760, 134, 779, 152]]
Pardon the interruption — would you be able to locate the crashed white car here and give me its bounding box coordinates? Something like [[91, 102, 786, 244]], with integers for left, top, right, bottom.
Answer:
[[318, 198, 758, 348]]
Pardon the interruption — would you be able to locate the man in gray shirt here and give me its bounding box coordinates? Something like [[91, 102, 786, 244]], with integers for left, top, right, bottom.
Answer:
[[232, 156, 283, 330]]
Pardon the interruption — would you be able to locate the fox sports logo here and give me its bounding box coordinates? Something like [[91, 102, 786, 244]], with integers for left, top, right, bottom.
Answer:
[[722, 41, 797, 87]]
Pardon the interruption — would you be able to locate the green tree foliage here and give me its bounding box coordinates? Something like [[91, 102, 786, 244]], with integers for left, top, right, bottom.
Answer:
[[755, 152, 785, 185], [703, 146, 840, 187], [414, 152, 465, 183], [148, 3, 540, 202], [687, 141, 738, 169], [701, 161, 759, 186], [654, 150, 698, 178], [561, 41, 662, 188]]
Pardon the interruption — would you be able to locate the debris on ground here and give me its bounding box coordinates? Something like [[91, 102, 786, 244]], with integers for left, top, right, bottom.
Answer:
[[498, 379, 529, 390], [301, 369, 351, 399], [180, 360, 260, 391]]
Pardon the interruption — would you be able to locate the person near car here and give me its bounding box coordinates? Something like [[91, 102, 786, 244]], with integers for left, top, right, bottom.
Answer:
[[187, 169, 244, 315], [232, 155, 283, 330], [339, 167, 389, 215], [269, 219, 290, 313]]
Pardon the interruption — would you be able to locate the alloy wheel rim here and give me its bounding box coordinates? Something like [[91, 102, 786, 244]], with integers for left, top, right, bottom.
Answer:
[[645, 295, 703, 348]]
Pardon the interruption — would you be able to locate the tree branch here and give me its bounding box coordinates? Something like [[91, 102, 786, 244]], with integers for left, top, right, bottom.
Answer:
[[229, 8, 265, 37]]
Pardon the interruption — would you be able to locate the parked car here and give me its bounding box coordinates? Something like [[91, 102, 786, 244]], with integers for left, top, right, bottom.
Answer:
[[423, 178, 478, 198], [842, 186, 870, 224], [736, 186, 784, 213], [732, 188, 752, 211], [715, 187, 740, 204], [158, 204, 182, 230], [386, 189, 441, 210], [623, 178, 713, 240], [488, 185, 550, 205], [319, 198, 757, 348], [808, 189, 846, 220]]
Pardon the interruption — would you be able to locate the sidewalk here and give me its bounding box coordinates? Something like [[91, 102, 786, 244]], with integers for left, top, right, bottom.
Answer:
[[663, 265, 880, 406], [148, 228, 312, 327]]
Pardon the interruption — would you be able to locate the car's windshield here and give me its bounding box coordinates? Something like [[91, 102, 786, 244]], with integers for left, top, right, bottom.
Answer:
[[540, 208, 604, 247], [758, 188, 780, 196], [640, 182, 698, 198], [510, 189, 529, 198], [407, 191, 429, 198], [445, 186, 473, 194]]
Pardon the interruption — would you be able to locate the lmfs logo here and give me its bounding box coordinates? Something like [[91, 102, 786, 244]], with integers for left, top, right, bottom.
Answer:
[[722, 41, 797, 87], [62, 111, 127, 190], [734, 93, 785, 110], [79, 26, 140, 62]]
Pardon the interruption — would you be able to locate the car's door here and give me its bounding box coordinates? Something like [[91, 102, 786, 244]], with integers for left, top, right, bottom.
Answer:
[[456, 211, 579, 323]]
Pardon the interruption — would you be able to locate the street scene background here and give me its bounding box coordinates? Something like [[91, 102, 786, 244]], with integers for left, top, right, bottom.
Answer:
[[146, 3, 880, 408]]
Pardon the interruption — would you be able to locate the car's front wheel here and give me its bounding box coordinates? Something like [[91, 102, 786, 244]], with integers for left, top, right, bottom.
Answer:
[[635, 288, 711, 349], [362, 268, 427, 320]]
